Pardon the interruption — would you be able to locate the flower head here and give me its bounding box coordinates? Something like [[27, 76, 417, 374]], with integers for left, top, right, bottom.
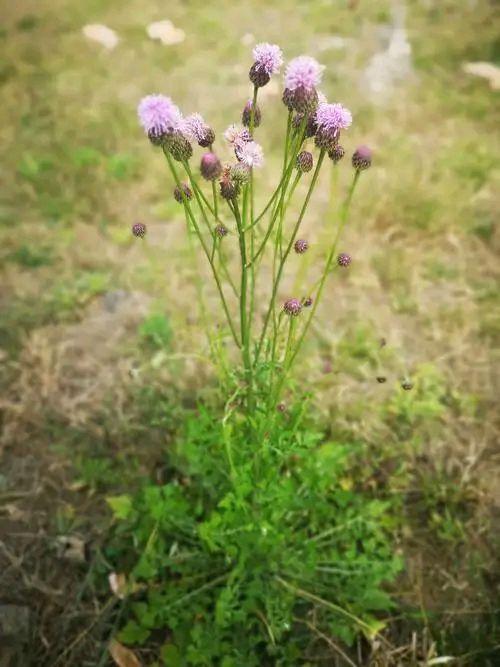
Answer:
[[303, 297, 313, 308], [224, 124, 252, 146], [337, 252, 351, 267], [283, 298, 302, 316], [284, 56, 324, 92], [132, 222, 146, 238], [215, 224, 228, 238], [242, 100, 262, 128], [328, 144, 345, 164], [173, 183, 193, 203], [352, 145, 372, 171], [237, 141, 264, 168], [200, 152, 222, 181], [296, 151, 313, 173], [294, 238, 309, 254], [137, 95, 182, 138], [179, 113, 206, 142], [315, 102, 352, 134], [252, 43, 283, 75]]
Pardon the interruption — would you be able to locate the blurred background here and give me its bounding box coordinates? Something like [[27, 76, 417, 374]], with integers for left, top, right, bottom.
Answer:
[[0, 0, 499, 664]]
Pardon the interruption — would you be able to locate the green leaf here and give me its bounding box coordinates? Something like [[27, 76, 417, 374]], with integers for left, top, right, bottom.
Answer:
[[107, 494, 133, 520]]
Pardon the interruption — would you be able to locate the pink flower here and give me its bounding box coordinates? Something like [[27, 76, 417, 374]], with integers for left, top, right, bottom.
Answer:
[[223, 124, 252, 146], [179, 113, 206, 141], [252, 43, 283, 75], [137, 95, 182, 135], [315, 102, 353, 134], [237, 141, 264, 168], [284, 56, 324, 92]]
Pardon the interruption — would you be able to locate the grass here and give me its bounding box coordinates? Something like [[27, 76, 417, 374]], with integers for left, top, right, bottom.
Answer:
[[0, 0, 499, 664]]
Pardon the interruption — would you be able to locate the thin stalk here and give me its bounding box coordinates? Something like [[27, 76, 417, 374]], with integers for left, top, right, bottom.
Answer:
[[289, 171, 360, 368], [184, 160, 219, 220], [164, 148, 240, 347], [233, 200, 253, 407], [256, 150, 326, 363], [211, 180, 218, 219], [246, 115, 307, 262]]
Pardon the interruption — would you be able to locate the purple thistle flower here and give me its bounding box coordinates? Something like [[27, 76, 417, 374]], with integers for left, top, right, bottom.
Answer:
[[200, 152, 222, 181], [137, 95, 182, 139], [316, 102, 352, 132], [252, 43, 283, 76], [352, 145, 372, 171], [283, 298, 302, 316], [237, 141, 264, 169], [174, 183, 193, 203], [224, 124, 252, 146], [284, 56, 324, 92], [179, 113, 206, 142], [294, 238, 309, 254], [132, 222, 146, 238], [337, 252, 351, 267]]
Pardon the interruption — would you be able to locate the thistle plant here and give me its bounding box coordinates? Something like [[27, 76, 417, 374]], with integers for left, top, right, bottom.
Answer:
[[136, 45, 368, 422], [111, 44, 401, 663]]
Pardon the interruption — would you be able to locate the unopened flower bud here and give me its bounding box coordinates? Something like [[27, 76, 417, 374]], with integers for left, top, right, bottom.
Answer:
[[200, 152, 222, 181], [292, 113, 317, 138], [220, 174, 240, 201], [198, 126, 215, 148], [132, 222, 146, 238], [352, 145, 372, 171], [337, 252, 351, 267], [215, 224, 228, 238], [401, 380, 413, 391], [282, 88, 295, 110], [328, 144, 345, 164], [291, 86, 319, 114], [303, 297, 313, 307], [296, 151, 313, 173], [242, 100, 262, 128], [294, 239, 309, 254], [166, 132, 193, 162], [174, 183, 193, 203], [276, 402, 287, 413], [231, 163, 251, 185], [283, 298, 302, 316], [315, 128, 338, 152]]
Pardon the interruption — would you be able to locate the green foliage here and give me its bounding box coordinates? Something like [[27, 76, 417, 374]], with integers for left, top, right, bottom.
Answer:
[[139, 312, 172, 350], [108, 405, 402, 664]]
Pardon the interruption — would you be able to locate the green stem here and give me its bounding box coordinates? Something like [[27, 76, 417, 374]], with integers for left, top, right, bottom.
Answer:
[[289, 171, 360, 369], [233, 200, 253, 407], [211, 179, 218, 220], [256, 149, 326, 363], [164, 148, 240, 348]]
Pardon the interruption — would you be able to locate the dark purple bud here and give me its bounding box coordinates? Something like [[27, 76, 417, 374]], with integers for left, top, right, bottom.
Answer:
[[376, 376, 387, 384], [401, 380, 413, 391], [249, 63, 270, 88], [132, 222, 146, 238], [198, 126, 215, 148], [352, 145, 372, 171], [231, 163, 251, 185], [328, 144, 345, 164], [292, 113, 317, 138], [166, 132, 193, 162], [200, 152, 222, 181], [215, 224, 228, 238], [283, 298, 302, 316], [174, 183, 193, 204], [303, 297, 313, 308], [294, 239, 309, 254], [276, 402, 287, 413], [337, 253, 351, 267], [219, 172, 240, 201], [242, 100, 262, 128], [296, 151, 313, 173]]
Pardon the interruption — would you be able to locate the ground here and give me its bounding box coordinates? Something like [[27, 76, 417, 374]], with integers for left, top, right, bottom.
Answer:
[[0, 0, 499, 665]]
